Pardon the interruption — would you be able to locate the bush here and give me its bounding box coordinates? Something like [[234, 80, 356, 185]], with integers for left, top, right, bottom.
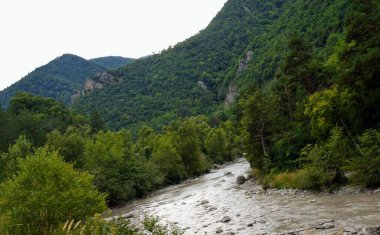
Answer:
[[58, 215, 136, 235], [272, 168, 320, 190], [348, 129, 380, 187], [301, 127, 352, 190], [0, 147, 106, 234], [143, 216, 184, 235]]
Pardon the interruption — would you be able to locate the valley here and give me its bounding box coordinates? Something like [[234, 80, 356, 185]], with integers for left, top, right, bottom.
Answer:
[[0, 0, 379, 234]]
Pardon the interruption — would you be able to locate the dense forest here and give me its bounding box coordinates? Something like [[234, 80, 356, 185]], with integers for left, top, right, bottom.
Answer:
[[0, 55, 133, 107], [89, 56, 135, 70], [72, 0, 287, 132], [0, 0, 379, 234], [238, 0, 380, 190], [72, 0, 349, 134], [0, 93, 240, 234]]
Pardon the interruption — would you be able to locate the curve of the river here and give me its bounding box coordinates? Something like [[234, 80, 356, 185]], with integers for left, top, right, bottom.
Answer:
[[113, 159, 380, 234]]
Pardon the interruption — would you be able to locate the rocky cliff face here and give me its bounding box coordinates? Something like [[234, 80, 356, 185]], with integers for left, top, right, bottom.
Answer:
[[224, 51, 254, 106], [71, 72, 114, 102]]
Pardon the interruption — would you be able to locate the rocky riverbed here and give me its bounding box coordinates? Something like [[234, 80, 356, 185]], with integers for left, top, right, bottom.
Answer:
[[111, 159, 380, 235]]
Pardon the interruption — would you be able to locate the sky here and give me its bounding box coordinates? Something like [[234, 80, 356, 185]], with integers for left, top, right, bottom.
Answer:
[[0, 0, 228, 91]]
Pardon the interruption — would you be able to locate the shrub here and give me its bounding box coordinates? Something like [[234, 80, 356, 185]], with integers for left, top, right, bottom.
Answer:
[[272, 168, 320, 190], [348, 129, 380, 187], [301, 127, 353, 190], [0, 147, 106, 234]]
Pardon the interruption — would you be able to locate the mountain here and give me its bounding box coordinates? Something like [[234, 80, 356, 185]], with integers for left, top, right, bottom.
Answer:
[[0, 54, 106, 107], [72, 0, 348, 132], [90, 56, 135, 70]]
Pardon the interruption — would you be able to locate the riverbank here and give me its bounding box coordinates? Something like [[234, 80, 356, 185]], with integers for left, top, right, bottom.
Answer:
[[112, 159, 380, 235]]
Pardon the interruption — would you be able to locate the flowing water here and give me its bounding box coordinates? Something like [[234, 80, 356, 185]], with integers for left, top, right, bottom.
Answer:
[[113, 159, 380, 234]]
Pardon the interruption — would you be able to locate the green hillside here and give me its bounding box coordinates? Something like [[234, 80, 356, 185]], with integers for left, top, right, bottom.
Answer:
[[72, 0, 287, 131], [0, 54, 105, 107], [90, 56, 135, 69], [72, 0, 348, 133]]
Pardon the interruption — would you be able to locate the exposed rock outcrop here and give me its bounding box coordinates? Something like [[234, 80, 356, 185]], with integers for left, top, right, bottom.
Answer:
[[197, 81, 208, 91], [236, 51, 253, 76], [224, 85, 239, 107], [71, 72, 114, 102], [224, 51, 253, 107]]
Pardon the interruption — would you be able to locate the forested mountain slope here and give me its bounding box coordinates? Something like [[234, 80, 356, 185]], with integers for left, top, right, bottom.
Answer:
[[90, 56, 135, 69], [0, 54, 105, 107], [72, 0, 348, 132]]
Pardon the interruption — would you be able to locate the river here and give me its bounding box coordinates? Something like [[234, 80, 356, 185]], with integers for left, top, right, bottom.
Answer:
[[112, 159, 380, 234]]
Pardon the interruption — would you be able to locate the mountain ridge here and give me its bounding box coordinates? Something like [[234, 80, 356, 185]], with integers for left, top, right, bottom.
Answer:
[[72, 0, 348, 133], [0, 54, 133, 107]]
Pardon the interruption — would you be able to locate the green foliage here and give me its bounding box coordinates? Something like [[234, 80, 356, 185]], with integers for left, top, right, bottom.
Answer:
[[45, 126, 90, 167], [206, 128, 229, 164], [72, 0, 290, 132], [301, 127, 352, 190], [271, 169, 320, 190], [0, 135, 31, 182], [236, 0, 380, 191], [151, 135, 186, 184], [90, 56, 135, 69], [0, 147, 106, 234], [0, 109, 20, 151], [142, 216, 184, 235], [90, 110, 106, 133], [334, 0, 380, 129], [83, 130, 161, 205], [59, 216, 136, 235], [134, 126, 156, 159], [171, 119, 211, 175], [0, 54, 105, 107], [0, 92, 87, 151], [348, 129, 380, 187], [304, 85, 360, 139], [239, 88, 274, 169]]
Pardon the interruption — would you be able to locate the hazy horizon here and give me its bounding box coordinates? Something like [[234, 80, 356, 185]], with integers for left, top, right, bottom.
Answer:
[[0, 0, 228, 91]]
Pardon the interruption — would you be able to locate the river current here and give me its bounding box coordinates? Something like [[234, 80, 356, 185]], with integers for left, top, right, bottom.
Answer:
[[113, 159, 380, 234]]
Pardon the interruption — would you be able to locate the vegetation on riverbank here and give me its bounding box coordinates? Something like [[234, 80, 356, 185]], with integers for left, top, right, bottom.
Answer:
[[0, 92, 240, 234], [238, 0, 380, 190], [0, 0, 379, 233]]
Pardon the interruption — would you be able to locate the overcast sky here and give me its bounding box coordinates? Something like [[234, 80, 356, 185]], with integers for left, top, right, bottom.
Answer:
[[0, 0, 228, 91]]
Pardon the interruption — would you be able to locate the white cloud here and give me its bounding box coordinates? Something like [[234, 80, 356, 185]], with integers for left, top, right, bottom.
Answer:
[[0, 0, 227, 90]]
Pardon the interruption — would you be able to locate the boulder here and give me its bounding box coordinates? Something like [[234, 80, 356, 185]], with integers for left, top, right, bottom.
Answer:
[[209, 206, 218, 211], [365, 226, 380, 235], [122, 212, 134, 219], [221, 216, 232, 223], [200, 200, 209, 205], [236, 175, 246, 185], [316, 223, 335, 230], [343, 227, 357, 234], [216, 228, 223, 233]]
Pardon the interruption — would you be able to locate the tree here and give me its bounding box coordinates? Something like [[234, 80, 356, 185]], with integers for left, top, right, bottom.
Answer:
[[151, 135, 186, 184], [239, 89, 274, 169], [83, 130, 161, 205], [0, 135, 31, 182], [304, 85, 360, 141], [134, 126, 156, 159], [205, 128, 229, 164], [90, 110, 105, 133], [334, 0, 380, 129], [302, 127, 352, 189], [175, 120, 208, 175], [46, 126, 90, 168], [0, 147, 106, 234], [348, 129, 380, 188]]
